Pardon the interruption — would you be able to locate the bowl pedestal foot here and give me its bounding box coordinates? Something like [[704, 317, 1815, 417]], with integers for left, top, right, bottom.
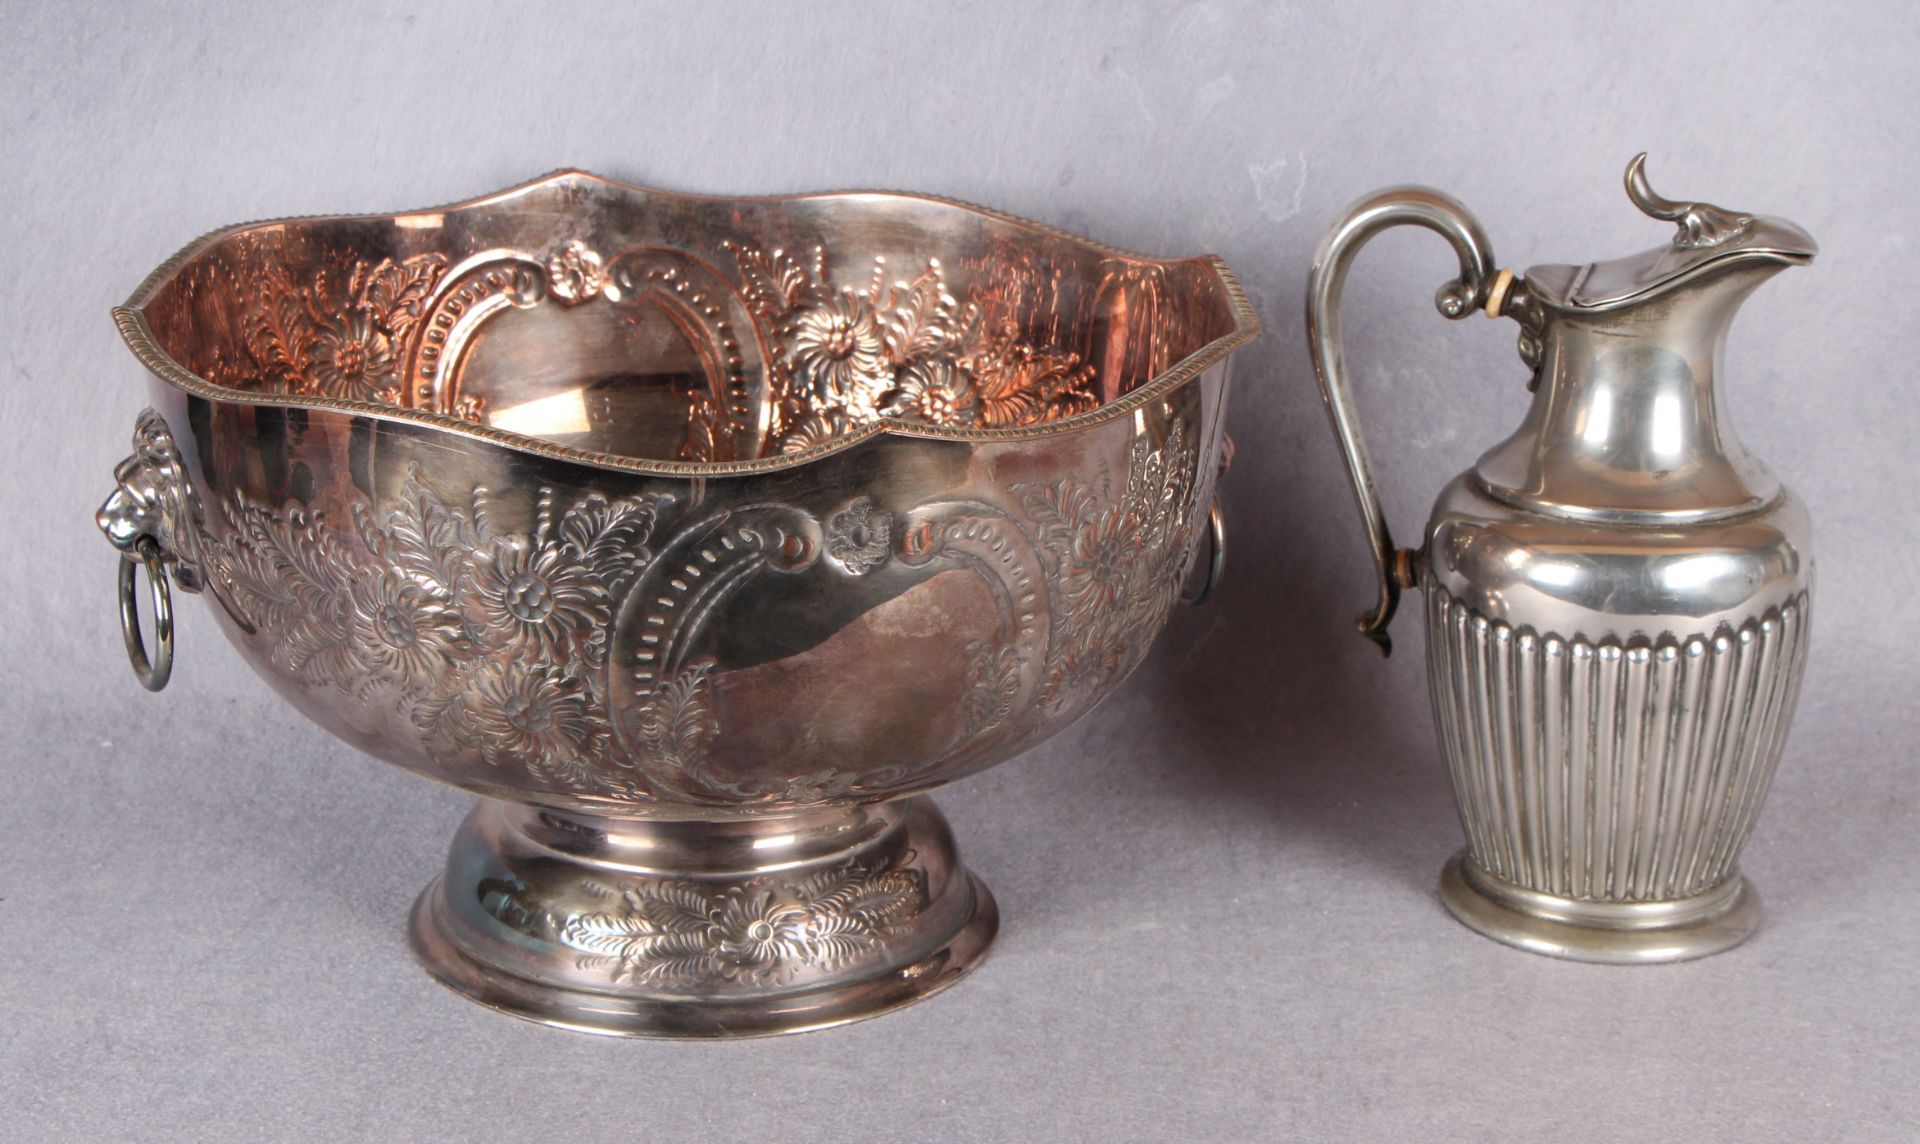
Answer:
[[409, 795, 996, 1037], [1438, 850, 1761, 964]]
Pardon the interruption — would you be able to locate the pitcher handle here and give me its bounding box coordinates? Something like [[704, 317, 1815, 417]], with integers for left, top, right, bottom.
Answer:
[[1305, 187, 1500, 656]]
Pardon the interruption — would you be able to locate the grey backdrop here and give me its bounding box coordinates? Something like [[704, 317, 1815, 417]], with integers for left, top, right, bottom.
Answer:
[[3, 2, 1916, 1140]]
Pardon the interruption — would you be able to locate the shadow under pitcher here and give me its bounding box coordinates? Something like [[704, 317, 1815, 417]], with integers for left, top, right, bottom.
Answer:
[[94, 171, 1259, 1035], [1306, 155, 1816, 963]]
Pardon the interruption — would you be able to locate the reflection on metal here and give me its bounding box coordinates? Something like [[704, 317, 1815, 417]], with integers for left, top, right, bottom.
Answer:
[[1307, 156, 1816, 962], [98, 170, 1258, 1035]]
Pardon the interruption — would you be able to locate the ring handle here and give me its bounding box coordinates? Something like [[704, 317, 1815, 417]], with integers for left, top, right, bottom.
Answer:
[[1304, 186, 1499, 655], [118, 539, 174, 691], [99, 407, 204, 690], [1181, 499, 1226, 606]]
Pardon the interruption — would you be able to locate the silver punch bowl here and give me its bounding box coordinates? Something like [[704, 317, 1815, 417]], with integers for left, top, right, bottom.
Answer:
[[96, 171, 1260, 1036]]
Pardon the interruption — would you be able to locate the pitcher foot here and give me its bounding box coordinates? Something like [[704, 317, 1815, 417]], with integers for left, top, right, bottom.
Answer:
[[1438, 850, 1760, 964]]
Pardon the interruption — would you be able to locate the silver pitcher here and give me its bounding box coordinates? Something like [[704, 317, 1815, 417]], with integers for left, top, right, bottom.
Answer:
[[1307, 156, 1816, 962]]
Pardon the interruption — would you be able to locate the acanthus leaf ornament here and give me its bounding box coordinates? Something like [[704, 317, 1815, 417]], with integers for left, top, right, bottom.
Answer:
[[739, 247, 1102, 452], [240, 252, 450, 402], [175, 417, 1205, 809], [553, 856, 929, 988], [1016, 421, 1198, 719]]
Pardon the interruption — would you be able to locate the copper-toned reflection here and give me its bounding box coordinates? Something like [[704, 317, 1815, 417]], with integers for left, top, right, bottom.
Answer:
[[102, 171, 1258, 1037], [140, 176, 1240, 464]]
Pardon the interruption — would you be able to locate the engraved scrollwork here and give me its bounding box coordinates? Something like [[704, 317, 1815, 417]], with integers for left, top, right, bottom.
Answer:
[[181, 410, 1206, 808], [604, 247, 776, 462], [552, 855, 928, 987], [405, 254, 545, 415], [897, 501, 1050, 751], [885, 417, 1204, 761], [613, 504, 834, 804]]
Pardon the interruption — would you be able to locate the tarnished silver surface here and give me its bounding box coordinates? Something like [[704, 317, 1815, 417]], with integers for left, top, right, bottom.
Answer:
[[96, 171, 1258, 1034], [1308, 156, 1815, 962]]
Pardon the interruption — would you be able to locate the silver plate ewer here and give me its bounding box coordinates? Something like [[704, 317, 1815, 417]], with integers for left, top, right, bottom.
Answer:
[[1307, 156, 1815, 962], [96, 171, 1258, 1035]]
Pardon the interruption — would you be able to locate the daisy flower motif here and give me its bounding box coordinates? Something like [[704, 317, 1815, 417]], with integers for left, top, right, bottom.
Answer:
[[880, 356, 978, 426], [309, 310, 397, 400], [1063, 504, 1146, 613], [464, 661, 598, 773], [710, 890, 811, 980], [346, 571, 466, 684], [466, 536, 609, 659], [788, 291, 891, 417], [1040, 628, 1130, 712]]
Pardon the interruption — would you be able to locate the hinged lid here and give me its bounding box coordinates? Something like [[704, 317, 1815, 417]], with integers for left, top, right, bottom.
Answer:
[[1523, 154, 1817, 313]]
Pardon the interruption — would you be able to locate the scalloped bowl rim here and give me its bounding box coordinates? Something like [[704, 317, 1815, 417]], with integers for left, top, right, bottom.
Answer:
[[113, 169, 1262, 478]]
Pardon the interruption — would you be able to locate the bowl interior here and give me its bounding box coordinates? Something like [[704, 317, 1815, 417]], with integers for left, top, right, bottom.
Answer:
[[133, 173, 1243, 464]]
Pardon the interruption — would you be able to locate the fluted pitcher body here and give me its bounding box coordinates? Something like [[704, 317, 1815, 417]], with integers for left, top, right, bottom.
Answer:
[[1307, 157, 1816, 962]]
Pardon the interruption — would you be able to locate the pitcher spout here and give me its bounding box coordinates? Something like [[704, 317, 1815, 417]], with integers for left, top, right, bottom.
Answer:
[[1468, 156, 1818, 525]]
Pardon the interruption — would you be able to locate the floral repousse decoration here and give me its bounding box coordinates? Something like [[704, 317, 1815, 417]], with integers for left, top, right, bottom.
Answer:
[[556, 857, 927, 986], [200, 467, 672, 796], [239, 254, 448, 403], [344, 570, 467, 684], [424, 661, 606, 791], [825, 497, 893, 575], [885, 358, 974, 426], [178, 231, 1107, 462], [1018, 421, 1200, 718], [545, 240, 606, 306], [789, 291, 891, 418], [468, 530, 615, 659], [730, 244, 1101, 454], [184, 415, 1202, 806], [627, 659, 727, 796]]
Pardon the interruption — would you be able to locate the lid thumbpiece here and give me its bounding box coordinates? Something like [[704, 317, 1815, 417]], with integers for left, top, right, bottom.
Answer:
[[1624, 152, 1753, 250], [1517, 154, 1817, 313]]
